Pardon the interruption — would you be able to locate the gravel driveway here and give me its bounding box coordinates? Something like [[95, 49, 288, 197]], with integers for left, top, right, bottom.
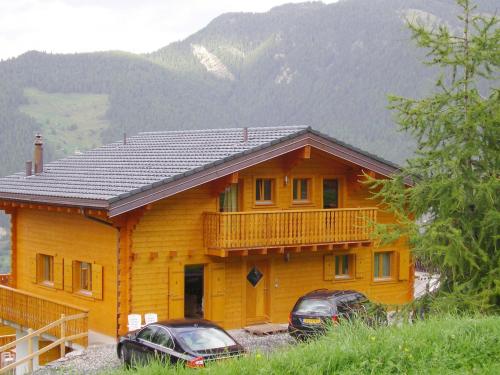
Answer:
[[34, 329, 294, 375]]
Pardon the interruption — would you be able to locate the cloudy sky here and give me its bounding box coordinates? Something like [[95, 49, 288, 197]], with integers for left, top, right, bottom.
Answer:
[[0, 0, 336, 60]]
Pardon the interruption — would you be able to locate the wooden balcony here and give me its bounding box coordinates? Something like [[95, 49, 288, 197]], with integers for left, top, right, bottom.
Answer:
[[204, 208, 377, 256], [0, 285, 88, 347]]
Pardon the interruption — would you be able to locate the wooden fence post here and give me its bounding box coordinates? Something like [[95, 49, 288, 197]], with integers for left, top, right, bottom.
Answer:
[[60, 314, 66, 357], [27, 328, 33, 373]]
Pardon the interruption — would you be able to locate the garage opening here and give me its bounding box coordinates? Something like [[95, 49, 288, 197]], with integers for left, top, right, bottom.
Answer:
[[184, 265, 204, 319]]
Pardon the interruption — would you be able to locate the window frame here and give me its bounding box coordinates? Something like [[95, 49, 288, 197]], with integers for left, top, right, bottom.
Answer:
[[74, 260, 93, 296], [373, 251, 395, 281], [334, 253, 355, 280], [38, 253, 54, 287], [291, 177, 313, 205], [254, 177, 276, 206], [321, 176, 346, 209]]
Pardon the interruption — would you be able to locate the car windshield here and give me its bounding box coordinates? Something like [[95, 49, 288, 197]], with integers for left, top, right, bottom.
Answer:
[[295, 298, 333, 314], [176, 327, 237, 352]]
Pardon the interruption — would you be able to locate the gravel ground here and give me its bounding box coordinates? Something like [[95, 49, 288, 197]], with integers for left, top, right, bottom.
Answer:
[[34, 329, 294, 375]]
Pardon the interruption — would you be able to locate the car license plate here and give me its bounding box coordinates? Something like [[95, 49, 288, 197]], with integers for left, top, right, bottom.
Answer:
[[302, 318, 321, 324]]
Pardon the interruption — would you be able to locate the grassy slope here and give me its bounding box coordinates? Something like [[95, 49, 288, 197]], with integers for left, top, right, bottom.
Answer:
[[109, 316, 500, 375], [19, 88, 110, 155]]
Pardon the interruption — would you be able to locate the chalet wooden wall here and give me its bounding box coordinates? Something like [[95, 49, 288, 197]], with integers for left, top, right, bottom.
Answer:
[[15, 209, 117, 337], [128, 149, 412, 331]]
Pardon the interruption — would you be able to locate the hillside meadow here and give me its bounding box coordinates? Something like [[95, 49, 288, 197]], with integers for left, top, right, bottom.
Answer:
[[108, 315, 500, 375]]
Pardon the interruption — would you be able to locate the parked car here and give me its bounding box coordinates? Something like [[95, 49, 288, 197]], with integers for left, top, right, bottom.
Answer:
[[288, 289, 386, 339], [117, 319, 245, 368]]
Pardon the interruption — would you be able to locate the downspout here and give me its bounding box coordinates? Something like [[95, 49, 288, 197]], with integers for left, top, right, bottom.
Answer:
[[80, 207, 122, 341]]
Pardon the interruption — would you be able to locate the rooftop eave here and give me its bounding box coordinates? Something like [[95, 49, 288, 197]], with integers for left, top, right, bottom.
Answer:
[[0, 192, 109, 211]]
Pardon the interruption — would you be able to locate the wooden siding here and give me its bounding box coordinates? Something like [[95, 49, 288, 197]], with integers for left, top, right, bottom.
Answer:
[[128, 148, 412, 330], [15, 209, 117, 337]]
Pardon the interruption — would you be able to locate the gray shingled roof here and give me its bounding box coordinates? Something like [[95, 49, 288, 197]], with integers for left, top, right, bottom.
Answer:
[[0, 126, 401, 209], [0, 126, 311, 202]]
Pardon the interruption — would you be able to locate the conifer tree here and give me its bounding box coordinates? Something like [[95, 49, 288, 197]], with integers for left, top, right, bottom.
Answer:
[[369, 0, 499, 311]]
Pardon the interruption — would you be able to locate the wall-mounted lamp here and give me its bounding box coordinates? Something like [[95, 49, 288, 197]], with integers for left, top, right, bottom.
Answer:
[[284, 175, 289, 186], [284, 252, 291, 262]]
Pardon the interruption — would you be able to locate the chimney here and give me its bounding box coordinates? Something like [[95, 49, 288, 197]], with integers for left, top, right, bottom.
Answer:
[[25, 161, 32, 177], [33, 134, 43, 174], [123, 132, 127, 145], [243, 127, 248, 143]]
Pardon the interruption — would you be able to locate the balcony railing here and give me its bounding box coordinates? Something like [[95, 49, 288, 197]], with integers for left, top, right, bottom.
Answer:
[[204, 208, 377, 250], [0, 285, 88, 347]]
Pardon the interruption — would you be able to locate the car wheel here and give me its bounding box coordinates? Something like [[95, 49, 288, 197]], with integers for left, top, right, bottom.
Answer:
[[119, 346, 130, 368]]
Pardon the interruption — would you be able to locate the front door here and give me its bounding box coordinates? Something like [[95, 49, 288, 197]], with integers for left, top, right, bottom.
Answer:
[[245, 260, 269, 325]]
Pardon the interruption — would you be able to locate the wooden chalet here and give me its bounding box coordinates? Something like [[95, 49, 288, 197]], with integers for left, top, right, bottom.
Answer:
[[0, 126, 413, 344]]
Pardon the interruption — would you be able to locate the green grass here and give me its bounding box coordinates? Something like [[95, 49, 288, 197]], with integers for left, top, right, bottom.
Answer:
[[108, 316, 500, 375], [19, 88, 110, 155]]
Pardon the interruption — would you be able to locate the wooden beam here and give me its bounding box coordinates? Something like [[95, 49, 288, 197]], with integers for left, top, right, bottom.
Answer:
[[229, 249, 248, 257], [282, 146, 312, 174], [207, 249, 228, 257], [211, 172, 239, 196]]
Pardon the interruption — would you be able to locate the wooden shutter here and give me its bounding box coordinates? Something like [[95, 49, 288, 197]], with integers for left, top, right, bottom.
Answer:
[[64, 259, 73, 292], [323, 254, 334, 281], [53, 255, 63, 290], [29, 254, 38, 283], [92, 264, 103, 300], [168, 267, 184, 319], [209, 263, 226, 325], [398, 251, 410, 281]]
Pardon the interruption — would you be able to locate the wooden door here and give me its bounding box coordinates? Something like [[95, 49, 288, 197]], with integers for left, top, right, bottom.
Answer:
[[209, 263, 226, 325], [245, 260, 269, 325], [168, 267, 184, 319]]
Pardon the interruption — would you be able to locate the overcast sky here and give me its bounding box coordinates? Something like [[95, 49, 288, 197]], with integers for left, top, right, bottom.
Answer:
[[0, 0, 337, 60]]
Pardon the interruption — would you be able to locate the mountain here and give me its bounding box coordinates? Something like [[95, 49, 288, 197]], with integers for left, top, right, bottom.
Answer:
[[3, 0, 498, 176], [0, 0, 497, 271]]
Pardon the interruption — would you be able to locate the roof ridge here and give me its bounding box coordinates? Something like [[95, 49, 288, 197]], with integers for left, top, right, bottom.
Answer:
[[137, 125, 309, 135]]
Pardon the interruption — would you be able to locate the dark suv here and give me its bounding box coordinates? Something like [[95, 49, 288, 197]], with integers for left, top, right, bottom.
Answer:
[[288, 289, 382, 339]]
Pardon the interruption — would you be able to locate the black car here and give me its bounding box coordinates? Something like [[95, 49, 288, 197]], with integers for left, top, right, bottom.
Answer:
[[117, 319, 245, 368], [288, 289, 384, 339]]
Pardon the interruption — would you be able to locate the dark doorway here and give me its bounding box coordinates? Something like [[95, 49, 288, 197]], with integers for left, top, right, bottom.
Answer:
[[323, 179, 339, 208], [184, 265, 204, 319]]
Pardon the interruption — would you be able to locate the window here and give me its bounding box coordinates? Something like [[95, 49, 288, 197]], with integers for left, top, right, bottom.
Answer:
[[152, 328, 175, 349], [292, 178, 311, 202], [374, 252, 393, 279], [39, 254, 54, 284], [137, 326, 158, 342], [335, 254, 354, 279], [323, 179, 339, 208], [76, 261, 92, 293], [219, 184, 239, 212], [177, 327, 237, 352], [255, 178, 275, 204]]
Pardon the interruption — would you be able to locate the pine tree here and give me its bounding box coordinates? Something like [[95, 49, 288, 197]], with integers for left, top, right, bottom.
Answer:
[[369, 0, 500, 312]]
